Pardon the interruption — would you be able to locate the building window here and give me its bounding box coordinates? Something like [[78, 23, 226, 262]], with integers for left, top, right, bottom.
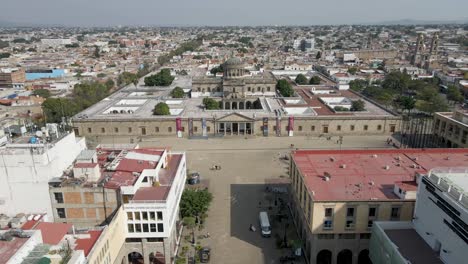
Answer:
[[134, 212, 141, 220], [87, 127, 92, 133], [298, 126, 303, 131], [149, 212, 155, 220], [207, 126, 211, 132], [323, 126, 329, 133], [157, 223, 164, 232], [114, 127, 119, 133], [267, 87, 271, 91], [325, 208, 333, 217], [360, 233, 371, 239], [135, 224, 141, 232], [57, 208, 66, 218], [337, 125, 341, 131], [155, 127, 159, 133], [390, 207, 401, 220], [54, 193, 64, 203], [323, 220, 333, 229], [168, 127, 172, 132], [311, 126, 315, 131], [194, 127, 198, 132], [368, 207, 377, 217], [377, 125, 382, 131], [128, 127, 132, 133], [142, 212, 148, 220], [150, 223, 157, 232], [367, 220, 374, 228], [157, 211, 163, 220], [346, 220, 355, 229], [128, 224, 134, 233], [364, 125, 368, 131], [346, 207, 355, 217], [350, 125, 355, 131], [141, 127, 146, 135], [318, 234, 334, 239], [142, 224, 149, 232], [101, 128, 105, 133], [127, 212, 133, 220]]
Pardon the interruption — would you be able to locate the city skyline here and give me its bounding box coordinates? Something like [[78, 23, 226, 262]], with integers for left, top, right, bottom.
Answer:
[[2, 0, 468, 27]]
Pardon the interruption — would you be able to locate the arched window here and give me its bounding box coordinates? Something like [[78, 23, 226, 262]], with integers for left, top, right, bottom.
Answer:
[[316, 250, 332, 264]]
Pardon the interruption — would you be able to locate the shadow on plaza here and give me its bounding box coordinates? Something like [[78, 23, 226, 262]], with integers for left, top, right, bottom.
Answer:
[[230, 183, 292, 264]]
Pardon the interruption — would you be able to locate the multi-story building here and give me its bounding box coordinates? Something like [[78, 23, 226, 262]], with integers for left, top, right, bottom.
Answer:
[[289, 148, 468, 264], [369, 168, 468, 264], [48, 143, 187, 264], [0, 68, 26, 89], [433, 110, 468, 148], [0, 130, 86, 217], [40, 38, 72, 47]]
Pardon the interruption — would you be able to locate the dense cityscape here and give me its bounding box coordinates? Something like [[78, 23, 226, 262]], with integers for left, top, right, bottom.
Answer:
[[0, 15, 467, 264]]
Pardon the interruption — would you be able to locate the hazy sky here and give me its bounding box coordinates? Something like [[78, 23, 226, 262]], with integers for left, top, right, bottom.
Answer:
[[2, 0, 467, 26]]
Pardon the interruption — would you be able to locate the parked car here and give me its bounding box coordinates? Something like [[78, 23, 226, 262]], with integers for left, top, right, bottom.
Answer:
[[200, 247, 211, 263], [188, 172, 200, 185]]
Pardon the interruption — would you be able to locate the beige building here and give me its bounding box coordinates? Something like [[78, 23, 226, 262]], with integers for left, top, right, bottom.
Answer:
[[0, 68, 26, 89], [433, 110, 468, 148], [289, 148, 468, 264]]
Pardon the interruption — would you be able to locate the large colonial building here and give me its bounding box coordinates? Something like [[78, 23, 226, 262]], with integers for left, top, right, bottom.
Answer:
[[289, 148, 468, 264], [433, 110, 468, 148], [72, 58, 401, 142]]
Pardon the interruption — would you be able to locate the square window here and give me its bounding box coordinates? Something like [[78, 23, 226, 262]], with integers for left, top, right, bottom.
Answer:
[[128, 224, 134, 233], [207, 127, 211, 132], [134, 212, 141, 220], [311, 126, 315, 131], [323, 126, 329, 133], [323, 220, 333, 229], [149, 212, 155, 220], [364, 125, 368, 131], [157, 211, 163, 220], [337, 125, 341, 131], [141, 127, 146, 135], [128, 127, 132, 133], [143, 224, 149, 232], [194, 127, 198, 132], [390, 125, 396, 133], [346, 207, 355, 217], [367, 220, 373, 228], [298, 126, 303, 131], [350, 125, 355, 131], [127, 212, 133, 220], [150, 223, 157, 232], [101, 128, 105, 133], [54, 193, 64, 203], [168, 127, 172, 132], [324, 208, 333, 217], [155, 127, 159, 132], [135, 224, 141, 232], [87, 128, 92, 133], [157, 223, 164, 232], [368, 207, 377, 217], [114, 127, 119, 133], [346, 220, 354, 228], [377, 125, 382, 130], [57, 208, 66, 218], [142, 212, 148, 220], [391, 207, 400, 220]]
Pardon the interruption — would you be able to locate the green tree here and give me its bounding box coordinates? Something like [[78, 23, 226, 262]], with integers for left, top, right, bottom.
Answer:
[[42, 98, 80, 123], [382, 71, 411, 94], [117, 72, 138, 86], [171, 87, 185, 98], [153, 102, 170, 115], [351, 99, 366, 111], [183, 216, 197, 244], [309, 76, 321, 85], [348, 67, 358, 75], [416, 94, 448, 114], [276, 79, 294, 97], [295, 74, 308, 85], [202, 98, 219, 110], [210, 65, 224, 75], [316, 51, 322, 59], [32, 89, 51, 98], [447, 85, 464, 104], [97, 73, 106, 78], [0, 53, 11, 59], [0, 40, 9, 49], [180, 189, 213, 219], [349, 79, 368, 92], [396, 96, 416, 114], [144, 69, 174, 86], [105, 79, 115, 89]]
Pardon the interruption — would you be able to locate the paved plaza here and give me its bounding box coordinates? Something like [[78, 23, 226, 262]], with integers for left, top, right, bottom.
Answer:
[[94, 135, 394, 263]]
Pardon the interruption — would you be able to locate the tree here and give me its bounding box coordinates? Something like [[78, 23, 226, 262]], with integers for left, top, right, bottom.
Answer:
[[447, 85, 464, 104], [349, 79, 368, 92], [93, 46, 100, 58], [348, 67, 358, 75], [105, 79, 115, 89], [202, 98, 219, 110], [309, 76, 321, 85], [117, 72, 138, 86], [316, 51, 322, 60], [144, 69, 174, 86], [351, 99, 366, 111], [183, 217, 197, 244], [210, 65, 224, 75], [180, 189, 213, 219], [276, 79, 294, 97], [0, 40, 9, 49], [382, 71, 411, 94], [171, 87, 185, 98], [0, 53, 11, 59], [396, 96, 416, 114], [295, 74, 308, 85], [97, 73, 106, 78], [153, 102, 170, 115], [42, 98, 80, 123], [416, 94, 448, 114], [32, 89, 51, 98]]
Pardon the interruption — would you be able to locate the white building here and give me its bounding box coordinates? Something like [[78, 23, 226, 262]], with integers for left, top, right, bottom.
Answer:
[[370, 168, 468, 264], [40, 39, 72, 47], [0, 131, 86, 216]]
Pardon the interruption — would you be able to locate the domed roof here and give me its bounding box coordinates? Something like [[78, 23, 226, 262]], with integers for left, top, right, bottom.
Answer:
[[224, 57, 244, 66]]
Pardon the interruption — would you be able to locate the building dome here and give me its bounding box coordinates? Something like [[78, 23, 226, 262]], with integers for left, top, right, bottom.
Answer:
[[224, 57, 244, 67]]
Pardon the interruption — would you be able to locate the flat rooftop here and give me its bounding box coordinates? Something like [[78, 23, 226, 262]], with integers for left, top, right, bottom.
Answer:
[[292, 148, 468, 201], [384, 228, 443, 264]]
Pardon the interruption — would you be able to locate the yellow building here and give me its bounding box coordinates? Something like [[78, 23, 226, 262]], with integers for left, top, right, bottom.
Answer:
[[288, 148, 468, 264]]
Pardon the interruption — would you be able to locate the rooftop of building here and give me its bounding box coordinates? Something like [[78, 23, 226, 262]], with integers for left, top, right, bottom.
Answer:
[[292, 148, 468, 201]]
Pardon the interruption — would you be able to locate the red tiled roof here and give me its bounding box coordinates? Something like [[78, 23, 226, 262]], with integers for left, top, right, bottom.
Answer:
[[34, 222, 72, 245], [104, 171, 137, 189], [292, 148, 468, 201], [75, 230, 102, 256], [115, 159, 157, 173], [74, 163, 98, 168]]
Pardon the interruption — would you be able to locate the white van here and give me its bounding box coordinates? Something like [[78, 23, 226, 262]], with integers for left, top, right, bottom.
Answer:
[[259, 211, 271, 237]]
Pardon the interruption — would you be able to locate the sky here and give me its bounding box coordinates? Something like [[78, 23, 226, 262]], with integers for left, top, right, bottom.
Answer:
[[2, 0, 468, 27]]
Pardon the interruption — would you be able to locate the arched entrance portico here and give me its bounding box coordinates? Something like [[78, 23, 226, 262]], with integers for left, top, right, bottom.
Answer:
[[316, 249, 332, 264], [128, 252, 144, 264], [337, 249, 353, 264], [358, 249, 372, 264]]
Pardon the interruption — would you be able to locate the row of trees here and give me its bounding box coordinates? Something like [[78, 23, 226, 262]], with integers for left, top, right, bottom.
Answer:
[[294, 74, 321, 85], [349, 71, 463, 114], [42, 81, 114, 123], [144, 69, 174, 86], [180, 189, 213, 245]]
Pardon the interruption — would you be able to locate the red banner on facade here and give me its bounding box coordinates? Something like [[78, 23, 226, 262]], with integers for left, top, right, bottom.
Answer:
[[176, 118, 182, 132], [288, 116, 294, 131]]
